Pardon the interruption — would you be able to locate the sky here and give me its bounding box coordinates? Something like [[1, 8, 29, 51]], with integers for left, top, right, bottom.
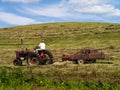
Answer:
[[0, 0, 120, 28]]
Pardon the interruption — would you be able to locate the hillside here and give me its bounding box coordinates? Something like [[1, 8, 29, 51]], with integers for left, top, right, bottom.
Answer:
[[0, 22, 120, 89], [0, 22, 120, 63]]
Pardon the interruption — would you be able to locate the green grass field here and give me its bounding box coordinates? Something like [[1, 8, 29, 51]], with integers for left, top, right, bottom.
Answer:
[[0, 22, 120, 89]]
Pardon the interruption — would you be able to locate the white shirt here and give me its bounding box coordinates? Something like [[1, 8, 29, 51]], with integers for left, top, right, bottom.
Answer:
[[39, 42, 46, 50]]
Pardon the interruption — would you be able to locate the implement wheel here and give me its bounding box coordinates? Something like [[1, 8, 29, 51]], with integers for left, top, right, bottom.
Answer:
[[77, 59, 84, 65]]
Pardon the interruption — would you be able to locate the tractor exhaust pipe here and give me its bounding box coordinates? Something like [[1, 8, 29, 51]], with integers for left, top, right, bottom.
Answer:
[[20, 39, 24, 50]]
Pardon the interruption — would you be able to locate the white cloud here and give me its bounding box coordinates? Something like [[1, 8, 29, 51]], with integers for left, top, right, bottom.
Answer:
[[24, 5, 72, 18], [0, 11, 38, 25], [113, 9, 120, 16], [1, 0, 40, 3], [68, 0, 112, 6], [6, 0, 119, 26], [75, 4, 115, 14], [23, 0, 120, 21], [67, 0, 120, 17]]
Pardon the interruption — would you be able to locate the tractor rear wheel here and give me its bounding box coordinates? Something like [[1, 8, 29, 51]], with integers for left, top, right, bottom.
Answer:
[[13, 59, 22, 66], [27, 56, 40, 66], [38, 50, 53, 65], [77, 59, 84, 65]]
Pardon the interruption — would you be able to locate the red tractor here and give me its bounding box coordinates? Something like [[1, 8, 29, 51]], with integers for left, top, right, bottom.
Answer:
[[13, 49, 53, 66], [62, 48, 105, 64], [13, 39, 53, 66]]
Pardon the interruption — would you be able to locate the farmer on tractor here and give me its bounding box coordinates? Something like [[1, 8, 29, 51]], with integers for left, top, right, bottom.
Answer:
[[35, 40, 46, 51], [39, 40, 46, 50], [13, 39, 53, 66], [35, 40, 46, 59]]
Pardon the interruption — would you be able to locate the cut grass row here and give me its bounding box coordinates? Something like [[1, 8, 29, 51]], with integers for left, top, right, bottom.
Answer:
[[0, 31, 119, 63], [0, 22, 120, 89]]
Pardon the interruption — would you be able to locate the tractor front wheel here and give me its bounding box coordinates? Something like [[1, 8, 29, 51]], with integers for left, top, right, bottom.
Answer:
[[13, 59, 22, 66]]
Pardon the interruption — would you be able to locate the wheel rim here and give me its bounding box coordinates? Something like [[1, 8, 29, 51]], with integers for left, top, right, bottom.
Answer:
[[78, 59, 84, 64], [40, 54, 50, 64], [44, 54, 50, 64], [27, 57, 39, 66], [13, 59, 21, 66], [37, 50, 53, 65], [30, 57, 39, 65], [13, 60, 18, 66]]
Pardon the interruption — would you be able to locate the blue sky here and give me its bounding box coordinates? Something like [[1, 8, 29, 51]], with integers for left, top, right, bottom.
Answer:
[[0, 0, 120, 28]]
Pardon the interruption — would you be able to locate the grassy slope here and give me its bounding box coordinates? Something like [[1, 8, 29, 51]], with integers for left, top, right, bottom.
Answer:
[[0, 22, 120, 89], [0, 22, 120, 62]]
